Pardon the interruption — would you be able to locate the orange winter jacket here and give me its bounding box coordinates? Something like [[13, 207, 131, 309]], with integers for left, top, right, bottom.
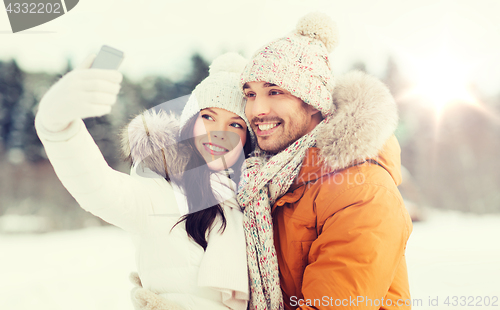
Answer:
[[272, 72, 413, 310]]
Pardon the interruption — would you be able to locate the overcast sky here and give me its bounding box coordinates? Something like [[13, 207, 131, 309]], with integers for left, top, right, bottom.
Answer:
[[1, 0, 500, 96]]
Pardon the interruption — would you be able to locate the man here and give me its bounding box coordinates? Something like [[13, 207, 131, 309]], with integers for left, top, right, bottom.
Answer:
[[237, 12, 412, 310]]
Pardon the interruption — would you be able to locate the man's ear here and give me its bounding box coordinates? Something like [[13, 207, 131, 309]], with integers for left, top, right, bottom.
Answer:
[[307, 105, 324, 126], [307, 105, 321, 117]]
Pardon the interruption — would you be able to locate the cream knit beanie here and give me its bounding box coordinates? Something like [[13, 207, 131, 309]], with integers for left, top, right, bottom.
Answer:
[[180, 52, 254, 145], [240, 12, 339, 118]]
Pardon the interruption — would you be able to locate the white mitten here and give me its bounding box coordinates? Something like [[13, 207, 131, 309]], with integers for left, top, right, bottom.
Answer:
[[36, 54, 123, 132], [129, 272, 186, 310]]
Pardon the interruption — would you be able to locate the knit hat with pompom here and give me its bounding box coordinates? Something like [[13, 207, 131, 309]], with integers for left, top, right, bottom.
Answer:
[[241, 12, 339, 118], [180, 52, 254, 145]]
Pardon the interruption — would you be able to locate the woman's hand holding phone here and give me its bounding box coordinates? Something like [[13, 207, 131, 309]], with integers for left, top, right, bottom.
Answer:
[[37, 51, 123, 133]]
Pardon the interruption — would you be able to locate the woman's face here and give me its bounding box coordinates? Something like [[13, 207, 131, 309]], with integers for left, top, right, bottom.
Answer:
[[192, 107, 247, 171]]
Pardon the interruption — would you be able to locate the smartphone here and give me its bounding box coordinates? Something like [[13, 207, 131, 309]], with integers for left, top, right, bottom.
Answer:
[[90, 45, 124, 69]]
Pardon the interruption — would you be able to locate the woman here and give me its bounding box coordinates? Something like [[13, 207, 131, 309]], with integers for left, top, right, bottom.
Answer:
[[35, 53, 253, 310]]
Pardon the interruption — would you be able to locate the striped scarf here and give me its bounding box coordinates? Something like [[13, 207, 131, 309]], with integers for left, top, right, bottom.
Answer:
[[237, 122, 325, 310]]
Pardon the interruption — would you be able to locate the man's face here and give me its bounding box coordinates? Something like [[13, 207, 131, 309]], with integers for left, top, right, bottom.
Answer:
[[243, 81, 320, 154]]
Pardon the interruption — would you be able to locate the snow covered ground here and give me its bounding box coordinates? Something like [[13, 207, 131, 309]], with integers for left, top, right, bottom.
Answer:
[[0, 227, 136, 310], [405, 209, 500, 309], [1, 209, 499, 310]]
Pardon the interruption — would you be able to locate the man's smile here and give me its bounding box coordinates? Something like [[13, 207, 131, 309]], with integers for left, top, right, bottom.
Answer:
[[255, 122, 281, 136]]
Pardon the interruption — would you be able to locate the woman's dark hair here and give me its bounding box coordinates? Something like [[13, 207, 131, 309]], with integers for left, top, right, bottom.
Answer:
[[173, 112, 252, 250]]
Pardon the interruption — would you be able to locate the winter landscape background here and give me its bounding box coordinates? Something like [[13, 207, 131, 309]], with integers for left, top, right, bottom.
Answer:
[[2, 0, 500, 309]]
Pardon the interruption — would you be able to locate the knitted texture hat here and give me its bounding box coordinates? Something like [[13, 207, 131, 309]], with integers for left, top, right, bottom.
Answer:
[[180, 52, 254, 145], [240, 12, 339, 118]]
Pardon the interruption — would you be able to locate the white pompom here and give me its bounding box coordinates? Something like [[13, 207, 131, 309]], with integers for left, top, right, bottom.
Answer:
[[296, 12, 339, 53], [209, 52, 248, 74]]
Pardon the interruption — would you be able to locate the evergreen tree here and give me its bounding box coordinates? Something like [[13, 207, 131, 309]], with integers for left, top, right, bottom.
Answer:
[[139, 52, 209, 115], [19, 72, 59, 163], [0, 60, 25, 155], [184, 53, 209, 91], [83, 116, 118, 167]]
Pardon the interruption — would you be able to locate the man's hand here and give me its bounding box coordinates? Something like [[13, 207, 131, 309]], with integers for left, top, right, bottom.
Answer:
[[129, 272, 186, 310], [36, 54, 123, 132]]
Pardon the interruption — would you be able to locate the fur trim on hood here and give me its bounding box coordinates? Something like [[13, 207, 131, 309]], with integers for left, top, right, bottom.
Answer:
[[120, 110, 190, 179], [317, 70, 398, 171], [121, 71, 397, 176]]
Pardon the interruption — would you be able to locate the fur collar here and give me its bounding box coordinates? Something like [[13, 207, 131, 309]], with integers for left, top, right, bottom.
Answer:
[[121, 71, 397, 176], [317, 70, 398, 171]]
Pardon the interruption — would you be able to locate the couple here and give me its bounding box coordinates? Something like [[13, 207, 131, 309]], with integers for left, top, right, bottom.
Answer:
[[35, 12, 412, 310]]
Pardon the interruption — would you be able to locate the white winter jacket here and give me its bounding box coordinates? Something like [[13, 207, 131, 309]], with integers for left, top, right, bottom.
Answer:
[[35, 111, 250, 310]]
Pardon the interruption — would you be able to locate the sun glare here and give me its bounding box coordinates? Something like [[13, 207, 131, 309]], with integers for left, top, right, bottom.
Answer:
[[406, 51, 478, 115]]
